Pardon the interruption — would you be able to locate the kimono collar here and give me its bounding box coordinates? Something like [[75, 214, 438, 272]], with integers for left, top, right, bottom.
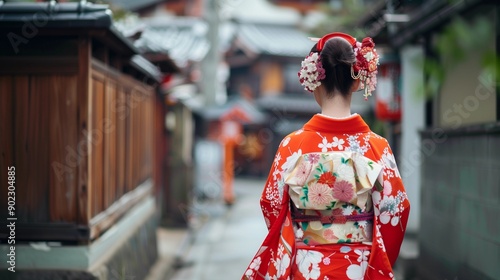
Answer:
[[303, 113, 371, 134]]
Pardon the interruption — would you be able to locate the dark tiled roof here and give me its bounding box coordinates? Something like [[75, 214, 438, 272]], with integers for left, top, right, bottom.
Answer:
[[0, 2, 112, 28], [133, 18, 210, 67], [0, 1, 161, 82], [238, 24, 313, 57], [130, 55, 162, 82], [105, 0, 165, 12], [391, 0, 483, 48]]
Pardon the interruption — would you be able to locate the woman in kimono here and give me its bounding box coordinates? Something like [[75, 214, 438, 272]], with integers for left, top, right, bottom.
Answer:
[[243, 32, 410, 280]]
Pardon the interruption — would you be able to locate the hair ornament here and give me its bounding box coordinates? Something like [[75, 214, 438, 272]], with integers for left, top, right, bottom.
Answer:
[[298, 52, 326, 92], [298, 32, 379, 100], [351, 65, 361, 80], [353, 37, 379, 100]]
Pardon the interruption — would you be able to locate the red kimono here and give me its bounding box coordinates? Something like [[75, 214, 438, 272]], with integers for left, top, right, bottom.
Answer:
[[243, 114, 410, 280]]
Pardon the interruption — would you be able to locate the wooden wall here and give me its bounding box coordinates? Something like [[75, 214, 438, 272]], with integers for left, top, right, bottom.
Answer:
[[0, 75, 79, 224], [90, 62, 154, 217], [0, 55, 155, 242]]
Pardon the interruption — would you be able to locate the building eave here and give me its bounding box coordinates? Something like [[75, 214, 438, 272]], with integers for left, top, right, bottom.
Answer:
[[391, 0, 490, 48]]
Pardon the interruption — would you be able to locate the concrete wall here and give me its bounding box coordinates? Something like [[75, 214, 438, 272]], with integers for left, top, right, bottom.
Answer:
[[437, 8, 497, 128], [419, 131, 500, 280], [438, 41, 497, 128]]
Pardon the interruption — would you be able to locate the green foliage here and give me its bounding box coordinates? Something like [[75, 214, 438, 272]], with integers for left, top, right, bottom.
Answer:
[[310, 0, 372, 37], [112, 7, 132, 21], [422, 15, 497, 99]]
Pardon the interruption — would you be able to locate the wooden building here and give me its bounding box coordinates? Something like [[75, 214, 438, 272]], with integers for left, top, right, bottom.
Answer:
[[0, 2, 163, 279]]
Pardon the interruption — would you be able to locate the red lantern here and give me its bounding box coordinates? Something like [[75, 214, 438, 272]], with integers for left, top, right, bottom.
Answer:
[[375, 61, 401, 121]]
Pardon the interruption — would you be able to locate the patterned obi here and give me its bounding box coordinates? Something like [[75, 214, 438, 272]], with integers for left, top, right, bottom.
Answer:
[[284, 152, 383, 246], [291, 201, 375, 245]]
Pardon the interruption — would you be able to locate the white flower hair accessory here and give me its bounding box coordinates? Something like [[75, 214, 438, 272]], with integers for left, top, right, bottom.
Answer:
[[298, 52, 326, 93], [300, 32, 379, 100]]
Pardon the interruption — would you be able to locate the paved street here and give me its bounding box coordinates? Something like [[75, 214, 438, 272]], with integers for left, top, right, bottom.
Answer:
[[170, 178, 268, 280]]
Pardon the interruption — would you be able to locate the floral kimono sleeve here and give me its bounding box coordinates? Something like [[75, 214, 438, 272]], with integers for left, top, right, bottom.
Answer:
[[372, 144, 411, 266], [259, 172, 280, 230], [260, 151, 282, 230], [260, 134, 300, 230]]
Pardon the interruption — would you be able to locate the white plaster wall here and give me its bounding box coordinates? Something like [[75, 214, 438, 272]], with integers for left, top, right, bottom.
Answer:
[[399, 46, 425, 233]]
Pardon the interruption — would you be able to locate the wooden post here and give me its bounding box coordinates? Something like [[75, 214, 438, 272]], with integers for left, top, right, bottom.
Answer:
[[223, 141, 235, 204], [77, 35, 91, 230], [220, 120, 241, 205]]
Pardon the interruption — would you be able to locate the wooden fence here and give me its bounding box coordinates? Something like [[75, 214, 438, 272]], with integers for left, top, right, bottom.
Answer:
[[0, 35, 156, 244]]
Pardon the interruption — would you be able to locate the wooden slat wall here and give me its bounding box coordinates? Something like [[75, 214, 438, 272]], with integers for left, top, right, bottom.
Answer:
[[89, 67, 154, 219], [0, 75, 80, 224], [126, 89, 134, 194], [77, 37, 91, 227], [48, 75, 79, 222], [14, 75, 49, 223], [104, 81, 117, 209], [145, 96, 153, 182], [125, 89, 132, 195], [133, 90, 140, 190], [116, 89, 127, 200], [134, 90, 154, 188], [0, 57, 154, 240], [148, 96, 154, 179], [90, 75, 105, 218], [0, 76, 14, 223], [0, 37, 82, 229]]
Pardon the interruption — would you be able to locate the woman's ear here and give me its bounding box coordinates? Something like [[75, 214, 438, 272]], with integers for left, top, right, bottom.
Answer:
[[313, 85, 325, 106], [351, 79, 361, 93]]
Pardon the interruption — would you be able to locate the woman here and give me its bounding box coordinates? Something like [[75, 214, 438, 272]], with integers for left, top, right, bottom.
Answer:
[[243, 32, 410, 280]]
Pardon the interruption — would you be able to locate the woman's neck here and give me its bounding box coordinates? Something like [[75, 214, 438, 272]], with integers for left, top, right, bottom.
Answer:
[[320, 93, 352, 118]]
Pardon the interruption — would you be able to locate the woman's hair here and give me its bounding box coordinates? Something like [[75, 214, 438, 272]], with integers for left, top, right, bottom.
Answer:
[[312, 37, 356, 97]]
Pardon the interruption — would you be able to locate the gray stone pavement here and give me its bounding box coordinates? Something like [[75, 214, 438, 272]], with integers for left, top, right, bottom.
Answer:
[[146, 177, 418, 280], [169, 178, 268, 280]]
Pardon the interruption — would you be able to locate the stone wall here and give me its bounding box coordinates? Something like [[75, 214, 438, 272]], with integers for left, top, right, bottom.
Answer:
[[419, 128, 500, 280]]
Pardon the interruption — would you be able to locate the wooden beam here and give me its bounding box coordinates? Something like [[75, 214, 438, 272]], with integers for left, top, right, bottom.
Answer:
[[0, 57, 78, 74], [89, 179, 153, 240], [1, 196, 156, 271], [91, 59, 154, 93], [92, 43, 109, 65], [0, 222, 90, 243], [0, 180, 153, 243], [77, 36, 91, 227], [0, 77, 14, 224]]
